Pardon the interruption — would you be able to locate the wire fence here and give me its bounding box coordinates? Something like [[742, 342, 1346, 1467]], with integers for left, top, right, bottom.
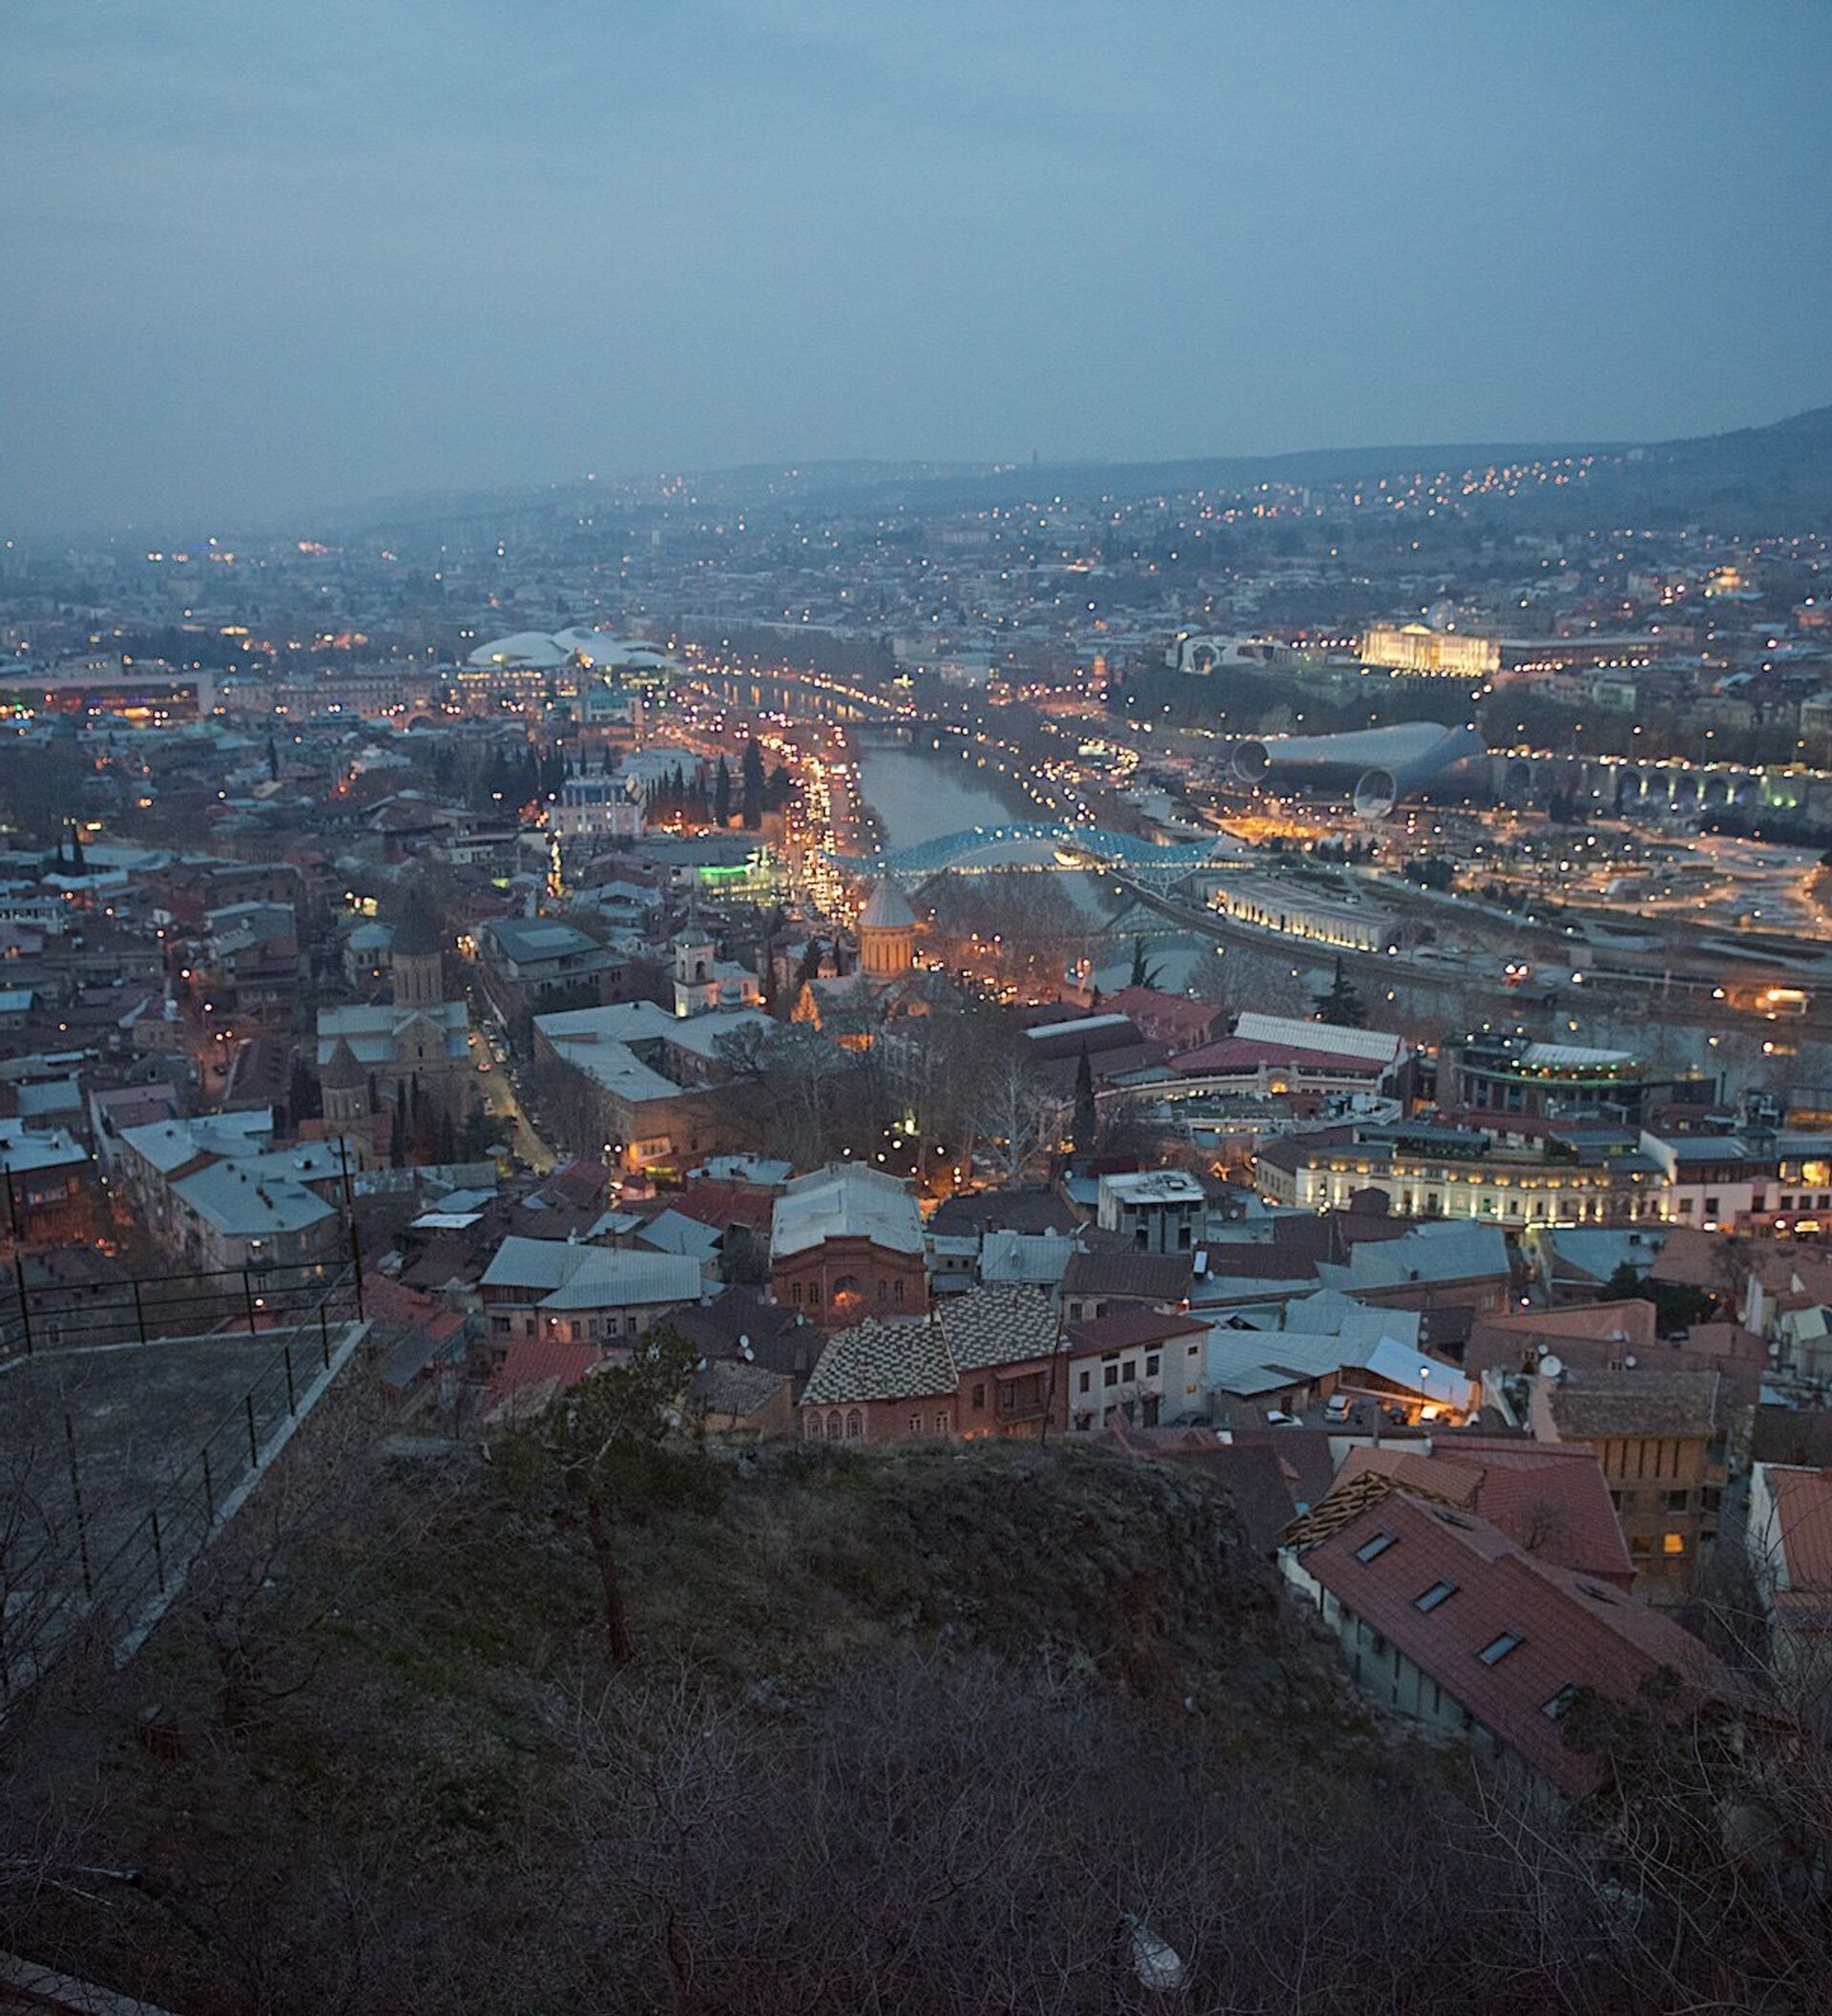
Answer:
[[0, 1255, 366, 1707]]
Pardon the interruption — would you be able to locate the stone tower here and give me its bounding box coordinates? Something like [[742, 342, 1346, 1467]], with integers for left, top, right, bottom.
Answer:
[[389, 902, 445, 1011], [672, 895, 718, 1019], [320, 1035, 368, 1127]]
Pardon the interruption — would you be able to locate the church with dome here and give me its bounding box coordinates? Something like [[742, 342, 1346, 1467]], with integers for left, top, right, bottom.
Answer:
[[792, 878, 950, 1047], [317, 894, 472, 1127]]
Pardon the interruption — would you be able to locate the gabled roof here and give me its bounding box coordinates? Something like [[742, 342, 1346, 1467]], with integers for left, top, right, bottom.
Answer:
[[1059, 1248, 1194, 1303], [1333, 1438, 1634, 1585], [1301, 1492, 1750, 1798], [1065, 1304, 1208, 1356], [479, 1236, 702, 1311], [802, 1316, 954, 1406], [770, 1163, 923, 1260], [937, 1284, 1059, 1371]]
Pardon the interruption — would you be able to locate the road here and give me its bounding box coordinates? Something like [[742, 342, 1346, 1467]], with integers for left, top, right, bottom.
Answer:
[[467, 1029, 558, 1173]]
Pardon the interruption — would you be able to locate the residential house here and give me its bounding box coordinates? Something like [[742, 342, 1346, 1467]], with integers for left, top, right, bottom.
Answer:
[[797, 1284, 1061, 1444], [1529, 1367, 1722, 1602], [1285, 1489, 1751, 1802]]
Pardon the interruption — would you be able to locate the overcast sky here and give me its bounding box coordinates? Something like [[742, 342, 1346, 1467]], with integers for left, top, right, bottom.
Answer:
[[3, 0, 1828, 532]]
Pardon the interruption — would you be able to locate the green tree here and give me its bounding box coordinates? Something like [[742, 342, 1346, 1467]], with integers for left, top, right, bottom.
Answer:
[[1128, 935, 1160, 990], [1313, 956, 1367, 1029], [1071, 1046, 1097, 1158], [498, 1326, 717, 1664], [740, 738, 765, 829], [713, 755, 733, 826]]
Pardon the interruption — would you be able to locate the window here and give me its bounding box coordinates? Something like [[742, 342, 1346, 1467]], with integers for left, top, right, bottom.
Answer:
[[1078, 1369, 1091, 1394], [1102, 1363, 1118, 1388], [1477, 1632, 1523, 1666], [1121, 1361, 1137, 1382], [826, 1412, 842, 1440], [1145, 1353, 1160, 1378], [934, 1413, 947, 1435], [807, 1284, 821, 1305], [1662, 1531, 1687, 1556], [570, 1320, 582, 1342], [971, 1383, 985, 1410], [1354, 1531, 1396, 1563], [1414, 1579, 1458, 1612], [492, 1315, 510, 1335], [845, 1409, 863, 1440], [908, 1413, 922, 1434], [1666, 1488, 1691, 1513], [626, 1315, 637, 1336], [893, 1278, 904, 1303], [1631, 1535, 1653, 1559], [877, 1279, 887, 1302], [792, 1281, 803, 1305], [1542, 1685, 1579, 1720]]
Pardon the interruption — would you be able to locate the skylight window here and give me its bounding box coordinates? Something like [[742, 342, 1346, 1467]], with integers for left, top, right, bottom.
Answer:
[[1354, 1531, 1397, 1563], [1478, 1632, 1524, 1666], [1414, 1579, 1458, 1612], [1542, 1684, 1580, 1719]]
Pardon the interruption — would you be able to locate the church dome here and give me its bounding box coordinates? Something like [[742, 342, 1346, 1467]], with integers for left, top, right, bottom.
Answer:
[[858, 881, 916, 932]]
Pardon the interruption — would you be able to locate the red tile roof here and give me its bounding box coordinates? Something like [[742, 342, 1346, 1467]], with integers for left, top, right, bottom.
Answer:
[[1065, 1305, 1208, 1355], [482, 1334, 601, 1421], [1304, 1492, 1751, 1798], [1766, 1465, 1832, 1593]]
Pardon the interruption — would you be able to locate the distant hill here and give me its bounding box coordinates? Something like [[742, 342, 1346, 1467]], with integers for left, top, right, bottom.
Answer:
[[312, 401, 1832, 543]]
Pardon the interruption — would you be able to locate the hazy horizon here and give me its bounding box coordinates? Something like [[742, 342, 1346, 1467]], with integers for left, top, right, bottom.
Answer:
[[4, 1, 1829, 535]]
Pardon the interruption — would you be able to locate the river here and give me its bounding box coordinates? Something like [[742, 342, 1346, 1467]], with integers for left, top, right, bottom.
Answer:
[[850, 736, 1034, 853]]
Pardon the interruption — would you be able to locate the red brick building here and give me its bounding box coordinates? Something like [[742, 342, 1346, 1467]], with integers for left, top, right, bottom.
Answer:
[[799, 1286, 1063, 1444], [768, 1162, 927, 1329]]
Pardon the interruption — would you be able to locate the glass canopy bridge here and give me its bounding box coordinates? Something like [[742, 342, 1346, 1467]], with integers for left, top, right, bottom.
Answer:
[[830, 821, 1234, 880]]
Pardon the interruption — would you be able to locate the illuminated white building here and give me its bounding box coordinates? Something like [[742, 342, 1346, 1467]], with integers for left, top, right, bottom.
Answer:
[[1360, 624, 1500, 678]]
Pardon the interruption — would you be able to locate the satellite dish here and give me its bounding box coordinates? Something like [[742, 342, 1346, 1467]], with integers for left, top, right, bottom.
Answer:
[[1539, 1352, 1565, 1380]]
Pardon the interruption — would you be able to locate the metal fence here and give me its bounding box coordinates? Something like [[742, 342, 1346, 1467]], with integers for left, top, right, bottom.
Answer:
[[1, 1252, 364, 1364], [0, 1256, 367, 1705]]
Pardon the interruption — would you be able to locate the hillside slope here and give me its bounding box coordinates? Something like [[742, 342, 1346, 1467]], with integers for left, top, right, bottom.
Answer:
[[6, 1431, 1507, 2016]]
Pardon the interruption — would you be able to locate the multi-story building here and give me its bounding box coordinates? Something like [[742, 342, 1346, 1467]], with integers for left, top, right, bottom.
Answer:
[[1530, 1366, 1722, 1603], [1096, 1170, 1205, 1254], [1360, 623, 1500, 678], [1257, 1120, 1666, 1228]]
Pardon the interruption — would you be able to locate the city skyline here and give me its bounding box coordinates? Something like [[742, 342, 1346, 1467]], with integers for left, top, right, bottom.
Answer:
[[3, 1, 1829, 530]]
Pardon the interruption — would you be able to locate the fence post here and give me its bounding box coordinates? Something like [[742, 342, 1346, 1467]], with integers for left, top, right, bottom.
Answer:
[[132, 1276, 147, 1346], [284, 1342, 296, 1415], [245, 1390, 259, 1468], [12, 1249, 31, 1360], [242, 1269, 258, 1336], [62, 1412, 94, 1603], [150, 1505, 165, 1594]]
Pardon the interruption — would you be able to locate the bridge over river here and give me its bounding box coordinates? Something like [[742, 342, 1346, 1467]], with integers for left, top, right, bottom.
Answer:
[[833, 820, 1232, 879]]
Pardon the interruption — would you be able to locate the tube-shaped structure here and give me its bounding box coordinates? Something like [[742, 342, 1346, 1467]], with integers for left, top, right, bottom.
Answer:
[[1230, 721, 1484, 818]]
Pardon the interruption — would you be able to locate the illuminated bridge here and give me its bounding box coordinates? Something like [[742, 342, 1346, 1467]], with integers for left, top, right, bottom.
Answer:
[[832, 822, 1234, 879]]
